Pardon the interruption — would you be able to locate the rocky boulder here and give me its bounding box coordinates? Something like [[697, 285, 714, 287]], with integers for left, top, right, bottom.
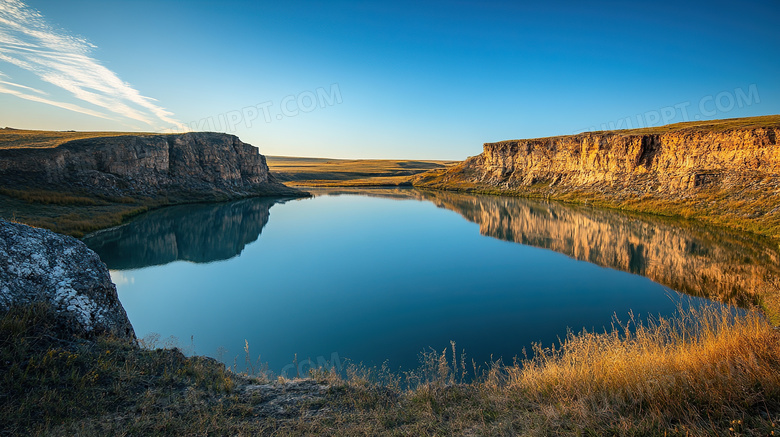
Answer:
[[0, 219, 135, 339]]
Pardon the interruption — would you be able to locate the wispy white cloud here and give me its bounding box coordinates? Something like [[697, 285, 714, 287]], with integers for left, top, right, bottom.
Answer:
[[0, 82, 113, 119], [0, 78, 47, 94], [0, 0, 185, 130]]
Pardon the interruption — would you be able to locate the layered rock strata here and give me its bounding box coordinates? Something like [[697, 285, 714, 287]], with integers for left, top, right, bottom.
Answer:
[[417, 123, 778, 197], [0, 132, 303, 198]]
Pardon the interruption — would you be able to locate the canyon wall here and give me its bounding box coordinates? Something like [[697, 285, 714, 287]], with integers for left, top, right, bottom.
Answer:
[[0, 132, 302, 198], [417, 121, 778, 197], [413, 116, 780, 239]]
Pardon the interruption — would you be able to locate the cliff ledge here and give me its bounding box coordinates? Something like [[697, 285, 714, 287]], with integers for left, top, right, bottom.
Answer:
[[0, 131, 304, 198], [414, 115, 780, 239]]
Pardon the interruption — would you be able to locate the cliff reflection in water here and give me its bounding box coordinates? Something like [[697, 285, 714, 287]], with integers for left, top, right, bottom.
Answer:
[[411, 189, 780, 314], [314, 187, 780, 315], [86, 187, 780, 319], [83, 197, 283, 270]]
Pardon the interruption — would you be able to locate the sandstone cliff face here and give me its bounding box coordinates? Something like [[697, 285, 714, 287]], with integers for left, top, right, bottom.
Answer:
[[0, 219, 135, 339], [433, 126, 778, 196], [0, 132, 300, 198], [414, 118, 780, 239]]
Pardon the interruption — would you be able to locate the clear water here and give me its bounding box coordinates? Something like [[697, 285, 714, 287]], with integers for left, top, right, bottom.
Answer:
[[84, 188, 778, 376]]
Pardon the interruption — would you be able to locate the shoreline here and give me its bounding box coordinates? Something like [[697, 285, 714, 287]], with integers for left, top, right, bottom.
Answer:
[[410, 181, 780, 244], [3, 300, 778, 435]]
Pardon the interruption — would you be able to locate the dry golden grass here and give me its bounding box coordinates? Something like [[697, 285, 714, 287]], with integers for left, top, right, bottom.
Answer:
[[611, 114, 780, 135], [509, 305, 780, 427], [0, 188, 155, 237], [0, 128, 166, 149], [273, 304, 780, 435], [0, 188, 99, 206], [3, 302, 779, 435], [286, 175, 415, 187], [494, 114, 780, 142], [18, 208, 150, 237], [295, 304, 780, 435], [267, 155, 457, 186]]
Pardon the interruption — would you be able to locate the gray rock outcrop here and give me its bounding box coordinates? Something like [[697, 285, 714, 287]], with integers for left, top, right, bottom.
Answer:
[[0, 219, 135, 339], [0, 132, 303, 198]]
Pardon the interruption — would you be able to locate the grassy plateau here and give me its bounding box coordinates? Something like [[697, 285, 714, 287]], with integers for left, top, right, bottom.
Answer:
[[0, 127, 167, 150], [266, 155, 457, 187]]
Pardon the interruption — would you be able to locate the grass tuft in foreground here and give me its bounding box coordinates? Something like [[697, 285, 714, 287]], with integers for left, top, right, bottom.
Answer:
[[0, 303, 237, 436], [2, 302, 779, 435], [507, 306, 780, 433]]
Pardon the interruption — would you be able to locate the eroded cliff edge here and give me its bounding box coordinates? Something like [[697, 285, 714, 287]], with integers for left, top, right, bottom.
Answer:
[[0, 131, 307, 235], [0, 132, 303, 198], [414, 116, 780, 240]]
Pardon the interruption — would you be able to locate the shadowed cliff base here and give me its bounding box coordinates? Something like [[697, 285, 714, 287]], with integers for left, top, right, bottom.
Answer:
[[0, 130, 308, 236], [413, 115, 780, 241]]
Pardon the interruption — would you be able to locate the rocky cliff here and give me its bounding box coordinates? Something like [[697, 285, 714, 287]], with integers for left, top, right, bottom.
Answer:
[[0, 132, 303, 198], [0, 219, 135, 339], [414, 116, 780, 239]]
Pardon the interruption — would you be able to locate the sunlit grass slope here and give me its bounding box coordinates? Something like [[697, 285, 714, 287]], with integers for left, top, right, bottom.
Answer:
[[0, 127, 168, 149], [3, 302, 778, 435]]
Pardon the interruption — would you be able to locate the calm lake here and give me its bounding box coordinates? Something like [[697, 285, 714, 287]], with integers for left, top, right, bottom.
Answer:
[[83, 188, 780, 376]]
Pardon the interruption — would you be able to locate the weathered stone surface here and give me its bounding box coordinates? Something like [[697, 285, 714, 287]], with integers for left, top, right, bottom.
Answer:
[[0, 219, 135, 339], [0, 132, 302, 198], [438, 126, 778, 196], [242, 379, 331, 418]]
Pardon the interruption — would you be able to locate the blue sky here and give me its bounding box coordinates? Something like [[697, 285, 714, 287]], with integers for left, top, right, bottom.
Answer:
[[1, 0, 778, 159]]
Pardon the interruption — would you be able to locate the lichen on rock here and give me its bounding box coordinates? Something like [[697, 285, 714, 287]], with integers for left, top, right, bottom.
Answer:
[[0, 219, 135, 339]]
